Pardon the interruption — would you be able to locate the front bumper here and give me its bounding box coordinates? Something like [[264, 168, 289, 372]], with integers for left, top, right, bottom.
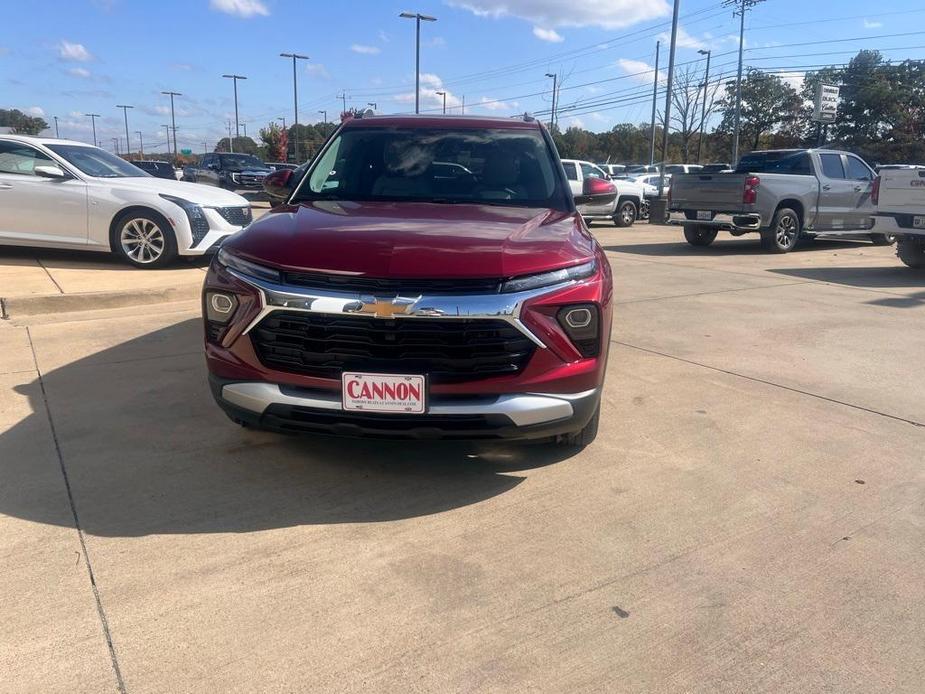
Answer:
[[210, 375, 600, 440]]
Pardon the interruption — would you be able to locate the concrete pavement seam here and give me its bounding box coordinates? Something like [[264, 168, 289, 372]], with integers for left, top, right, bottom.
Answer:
[[614, 281, 814, 305], [25, 326, 127, 694], [611, 339, 925, 429], [34, 257, 64, 294]]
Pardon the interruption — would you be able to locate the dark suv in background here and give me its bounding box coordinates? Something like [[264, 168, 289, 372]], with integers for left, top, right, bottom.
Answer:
[[184, 153, 272, 190]]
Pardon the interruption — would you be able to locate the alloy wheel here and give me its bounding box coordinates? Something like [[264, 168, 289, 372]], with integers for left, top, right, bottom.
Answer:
[[776, 214, 798, 249], [120, 218, 166, 264]]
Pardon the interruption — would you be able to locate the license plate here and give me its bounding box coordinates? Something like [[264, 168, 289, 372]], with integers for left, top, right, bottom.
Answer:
[[342, 373, 426, 414], [697, 210, 712, 220], [914, 216, 925, 229]]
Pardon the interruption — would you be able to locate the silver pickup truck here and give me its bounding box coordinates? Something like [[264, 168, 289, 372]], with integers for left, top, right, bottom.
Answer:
[[667, 149, 893, 253]]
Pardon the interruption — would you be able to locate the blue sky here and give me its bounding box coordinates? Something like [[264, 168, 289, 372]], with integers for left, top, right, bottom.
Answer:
[[2, 0, 923, 154]]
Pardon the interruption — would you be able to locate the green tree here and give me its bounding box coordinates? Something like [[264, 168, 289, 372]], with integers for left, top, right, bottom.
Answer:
[[258, 122, 288, 162], [214, 136, 258, 155], [717, 69, 800, 152], [0, 108, 49, 135]]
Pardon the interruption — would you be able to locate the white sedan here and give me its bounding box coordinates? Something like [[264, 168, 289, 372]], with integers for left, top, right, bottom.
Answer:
[[0, 135, 251, 268]]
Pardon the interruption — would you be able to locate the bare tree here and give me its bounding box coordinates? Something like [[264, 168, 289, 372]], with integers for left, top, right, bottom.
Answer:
[[662, 64, 722, 162]]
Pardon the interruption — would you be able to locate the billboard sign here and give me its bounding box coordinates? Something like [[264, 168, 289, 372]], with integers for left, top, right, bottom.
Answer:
[[813, 84, 839, 123]]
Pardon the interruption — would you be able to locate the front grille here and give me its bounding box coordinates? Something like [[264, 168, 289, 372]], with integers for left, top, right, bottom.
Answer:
[[215, 206, 252, 227], [252, 312, 535, 382], [237, 173, 266, 187], [283, 272, 501, 295]]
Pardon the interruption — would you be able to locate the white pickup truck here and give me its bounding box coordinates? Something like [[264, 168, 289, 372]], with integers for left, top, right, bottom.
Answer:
[[872, 167, 925, 268]]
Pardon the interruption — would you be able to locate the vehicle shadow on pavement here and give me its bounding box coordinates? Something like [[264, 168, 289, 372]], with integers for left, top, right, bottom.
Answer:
[[604, 237, 870, 257], [0, 246, 212, 270], [3, 318, 575, 537], [769, 266, 925, 308]]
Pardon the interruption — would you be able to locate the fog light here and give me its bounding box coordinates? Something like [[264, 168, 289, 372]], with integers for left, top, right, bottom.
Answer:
[[564, 307, 593, 329], [205, 291, 238, 323]]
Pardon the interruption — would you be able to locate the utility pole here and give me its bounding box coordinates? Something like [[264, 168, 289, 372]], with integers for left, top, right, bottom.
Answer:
[[242, 121, 248, 139], [112, 137, 120, 155], [435, 92, 446, 114], [338, 92, 347, 116], [277, 116, 287, 130], [85, 113, 100, 147], [725, 0, 765, 165], [280, 52, 309, 162], [116, 105, 133, 159], [202, 141, 208, 154], [318, 110, 327, 124], [399, 12, 437, 114], [696, 49, 711, 164], [161, 91, 181, 165], [649, 42, 660, 166], [657, 0, 681, 200], [161, 125, 172, 158], [461, 95, 465, 114], [53, 116, 60, 138], [545, 73, 558, 129], [227, 120, 234, 153], [222, 74, 247, 138], [136, 131, 144, 157]]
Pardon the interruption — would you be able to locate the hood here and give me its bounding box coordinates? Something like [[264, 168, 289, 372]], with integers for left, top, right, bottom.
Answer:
[[227, 166, 271, 174], [225, 200, 595, 279], [96, 177, 250, 207]]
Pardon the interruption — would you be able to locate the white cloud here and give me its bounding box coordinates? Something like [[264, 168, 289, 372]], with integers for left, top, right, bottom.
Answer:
[[67, 67, 91, 78], [209, 0, 269, 18], [393, 73, 462, 111], [478, 96, 519, 111], [617, 58, 665, 85], [58, 40, 92, 62], [420, 73, 443, 88], [449, 0, 669, 30], [26, 106, 45, 117], [659, 26, 706, 50], [565, 116, 585, 129], [171, 63, 193, 71], [351, 44, 381, 55], [428, 36, 447, 47], [778, 71, 806, 91], [305, 63, 330, 79], [378, 30, 390, 43], [863, 19, 882, 29], [533, 26, 564, 43]]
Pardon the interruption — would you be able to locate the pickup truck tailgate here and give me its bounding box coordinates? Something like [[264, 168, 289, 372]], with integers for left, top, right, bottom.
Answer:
[[670, 173, 747, 211], [878, 169, 925, 213]]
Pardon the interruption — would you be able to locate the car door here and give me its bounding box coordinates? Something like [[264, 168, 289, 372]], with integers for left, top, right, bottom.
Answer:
[[0, 140, 88, 246], [844, 154, 876, 229], [197, 154, 216, 186], [562, 161, 582, 196], [815, 152, 856, 231]]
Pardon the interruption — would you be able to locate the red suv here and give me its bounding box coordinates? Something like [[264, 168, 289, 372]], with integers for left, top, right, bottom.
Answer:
[[203, 114, 615, 446]]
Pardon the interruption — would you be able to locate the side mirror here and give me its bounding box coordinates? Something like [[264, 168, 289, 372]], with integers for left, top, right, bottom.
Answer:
[[34, 165, 67, 179], [574, 176, 617, 206], [263, 168, 294, 199]]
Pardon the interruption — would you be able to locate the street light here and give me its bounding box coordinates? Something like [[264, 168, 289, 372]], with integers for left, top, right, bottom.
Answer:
[[161, 125, 172, 158], [318, 110, 327, 123], [280, 52, 309, 162], [53, 116, 60, 138], [545, 73, 558, 129], [85, 113, 100, 147], [222, 74, 247, 139], [435, 92, 446, 114], [696, 49, 711, 164], [116, 105, 133, 159], [399, 11, 437, 114], [277, 116, 287, 130], [367, 102, 378, 111], [161, 91, 181, 165], [136, 130, 144, 157], [112, 137, 120, 155]]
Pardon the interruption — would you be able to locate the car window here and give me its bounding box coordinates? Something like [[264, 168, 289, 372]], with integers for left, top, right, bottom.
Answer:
[[0, 141, 55, 176], [820, 153, 845, 179], [665, 165, 683, 174], [736, 151, 812, 175], [563, 162, 578, 181], [846, 156, 873, 181], [580, 163, 601, 179]]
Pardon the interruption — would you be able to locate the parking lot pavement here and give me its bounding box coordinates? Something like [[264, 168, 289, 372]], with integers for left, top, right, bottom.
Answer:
[[2, 227, 924, 692]]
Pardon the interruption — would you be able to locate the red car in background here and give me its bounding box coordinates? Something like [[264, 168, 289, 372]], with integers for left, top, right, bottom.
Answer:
[[203, 114, 615, 446]]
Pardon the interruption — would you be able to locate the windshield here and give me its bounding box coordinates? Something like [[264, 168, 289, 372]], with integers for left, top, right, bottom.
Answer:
[[736, 151, 812, 175], [291, 126, 570, 209], [219, 154, 265, 169], [47, 145, 149, 178]]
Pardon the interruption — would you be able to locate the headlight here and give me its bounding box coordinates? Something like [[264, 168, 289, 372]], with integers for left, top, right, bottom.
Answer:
[[160, 194, 210, 245], [216, 247, 280, 283], [501, 259, 597, 293]]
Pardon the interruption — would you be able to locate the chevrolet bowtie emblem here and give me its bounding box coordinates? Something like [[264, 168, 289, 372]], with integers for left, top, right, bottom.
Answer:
[[355, 296, 419, 318]]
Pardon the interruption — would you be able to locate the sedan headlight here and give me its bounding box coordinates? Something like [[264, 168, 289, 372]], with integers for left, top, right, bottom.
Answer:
[[216, 247, 281, 283], [160, 194, 210, 245], [501, 259, 597, 293]]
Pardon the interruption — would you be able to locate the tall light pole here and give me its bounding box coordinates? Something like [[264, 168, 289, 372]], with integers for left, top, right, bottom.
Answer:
[[161, 91, 181, 164], [725, 0, 765, 164], [649, 42, 660, 166], [657, 0, 681, 200], [338, 92, 348, 116], [696, 49, 711, 164], [545, 73, 558, 129], [222, 74, 247, 139], [277, 116, 287, 130], [112, 137, 120, 155], [162, 124, 172, 158], [85, 113, 100, 147], [280, 52, 309, 162], [318, 110, 327, 124], [53, 116, 60, 138], [435, 92, 446, 114], [116, 105, 133, 159], [368, 102, 378, 111], [399, 12, 437, 114], [136, 131, 144, 157]]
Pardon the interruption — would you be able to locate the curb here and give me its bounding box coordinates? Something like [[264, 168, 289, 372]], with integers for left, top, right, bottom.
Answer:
[[1, 283, 203, 318]]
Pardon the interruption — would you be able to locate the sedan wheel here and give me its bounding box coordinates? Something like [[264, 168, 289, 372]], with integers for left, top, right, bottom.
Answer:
[[121, 218, 167, 264]]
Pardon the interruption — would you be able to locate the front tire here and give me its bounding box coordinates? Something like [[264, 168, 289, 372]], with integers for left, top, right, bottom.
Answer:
[[112, 210, 177, 269], [561, 405, 600, 448], [761, 207, 801, 253], [870, 233, 897, 246], [614, 200, 637, 228], [897, 239, 925, 268], [683, 225, 718, 247]]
